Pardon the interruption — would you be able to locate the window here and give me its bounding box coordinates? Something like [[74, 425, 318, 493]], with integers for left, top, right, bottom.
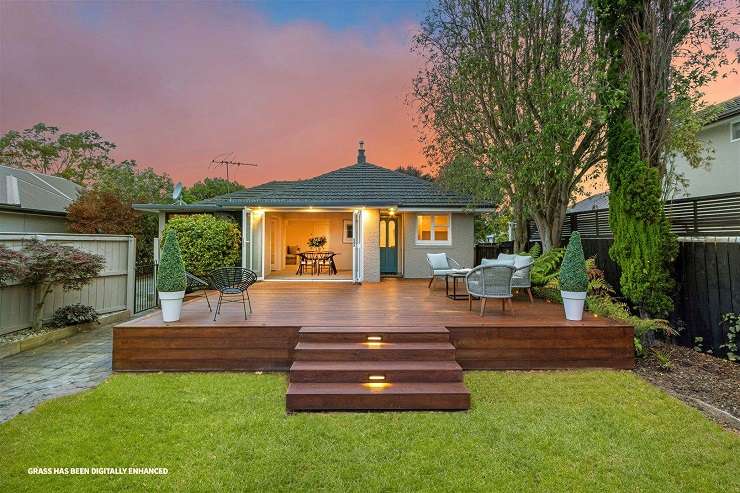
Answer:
[[342, 219, 353, 243], [732, 121, 740, 142], [416, 214, 451, 245]]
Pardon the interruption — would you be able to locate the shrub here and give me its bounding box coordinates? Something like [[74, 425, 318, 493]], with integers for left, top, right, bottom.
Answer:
[[527, 242, 542, 259], [21, 240, 105, 330], [530, 248, 564, 286], [0, 245, 26, 287], [163, 214, 241, 277], [157, 229, 187, 292], [559, 232, 588, 292], [50, 304, 98, 327]]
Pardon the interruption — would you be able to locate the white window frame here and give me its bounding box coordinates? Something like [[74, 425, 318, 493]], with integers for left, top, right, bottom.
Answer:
[[731, 119, 740, 143], [415, 213, 452, 246]]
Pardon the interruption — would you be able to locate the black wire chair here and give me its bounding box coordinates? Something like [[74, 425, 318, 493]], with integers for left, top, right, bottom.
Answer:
[[208, 268, 258, 321], [186, 272, 212, 312]]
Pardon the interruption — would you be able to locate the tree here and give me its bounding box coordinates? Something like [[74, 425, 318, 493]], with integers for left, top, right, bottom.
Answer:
[[0, 123, 116, 185], [157, 230, 187, 293], [163, 215, 241, 278], [0, 245, 26, 287], [10, 240, 105, 330], [67, 191, 140, 235], [412, 0, 607, 251], [82, 160, 173, 262], [592, 0, 736, 316], [183, 178, 245, 203], [395, 165, 435, 181]]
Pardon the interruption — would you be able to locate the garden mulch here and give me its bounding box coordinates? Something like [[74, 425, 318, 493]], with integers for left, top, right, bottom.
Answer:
[[634, 342, 740, 430]]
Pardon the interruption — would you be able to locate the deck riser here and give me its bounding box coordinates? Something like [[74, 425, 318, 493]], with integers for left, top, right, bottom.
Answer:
[[289, 369, 463, 383], [293, 349, 456, 361], [298, 333, 451, 343], [286, 394, 471, 411]]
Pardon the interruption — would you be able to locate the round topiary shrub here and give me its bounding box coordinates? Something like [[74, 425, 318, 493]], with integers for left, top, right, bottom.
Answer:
[[163, 214, 241, 278], [157, 229, 187, 292], [559, 231, 588, 292]]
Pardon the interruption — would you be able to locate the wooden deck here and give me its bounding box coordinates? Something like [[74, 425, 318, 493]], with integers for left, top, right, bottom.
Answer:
[[114, 279, 633, 411], [115, 279, 634, 371]]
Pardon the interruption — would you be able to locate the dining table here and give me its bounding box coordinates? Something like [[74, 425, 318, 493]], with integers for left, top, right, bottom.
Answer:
[[297, 251, 338, 276]]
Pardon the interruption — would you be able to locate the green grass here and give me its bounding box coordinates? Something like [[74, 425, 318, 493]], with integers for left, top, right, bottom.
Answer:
[[1, 371, 737, 492]]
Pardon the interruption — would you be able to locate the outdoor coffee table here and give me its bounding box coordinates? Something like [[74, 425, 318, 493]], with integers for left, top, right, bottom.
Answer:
[[445, 269, 471, 300]]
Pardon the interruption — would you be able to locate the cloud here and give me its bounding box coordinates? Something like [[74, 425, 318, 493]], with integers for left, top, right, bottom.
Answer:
[[0, 1, 424, 185]]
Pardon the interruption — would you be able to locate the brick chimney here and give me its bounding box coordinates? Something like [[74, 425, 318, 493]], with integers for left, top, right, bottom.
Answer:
[[357, 140, 366, 164]]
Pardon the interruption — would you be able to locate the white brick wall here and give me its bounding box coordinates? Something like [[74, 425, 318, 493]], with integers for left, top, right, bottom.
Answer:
[[362, 208, 381, 282]]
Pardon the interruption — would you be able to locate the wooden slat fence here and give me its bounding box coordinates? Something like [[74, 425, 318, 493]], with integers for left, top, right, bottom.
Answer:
[[0, 233, 136, 335]]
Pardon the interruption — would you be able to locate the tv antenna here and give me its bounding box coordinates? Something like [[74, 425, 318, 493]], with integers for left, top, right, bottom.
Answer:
[[210, 153, 258, 188]]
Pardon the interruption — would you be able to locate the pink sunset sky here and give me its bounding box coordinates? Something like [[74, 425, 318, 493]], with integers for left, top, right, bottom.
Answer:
[[1, 1, 738, 187]]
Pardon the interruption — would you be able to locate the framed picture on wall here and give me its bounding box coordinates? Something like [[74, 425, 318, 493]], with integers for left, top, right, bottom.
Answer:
[[343, 220, 353, 243]]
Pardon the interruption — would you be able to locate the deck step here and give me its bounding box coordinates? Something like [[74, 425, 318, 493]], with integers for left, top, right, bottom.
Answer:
[[286, 382, 471, 411], [298, 326, 450, 343], [289, 360, 463, 383], [293, 342, 456, 361]]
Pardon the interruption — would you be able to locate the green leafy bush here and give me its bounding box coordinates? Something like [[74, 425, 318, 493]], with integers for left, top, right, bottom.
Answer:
[[50, 304, 98, 327], [163, 214, 241, 278], [530, 248, 564, 286], [157, 229, 187, 292], [527, 243, 542, 259], [720, 313, 738, 361], [559, 232, 588, 292]]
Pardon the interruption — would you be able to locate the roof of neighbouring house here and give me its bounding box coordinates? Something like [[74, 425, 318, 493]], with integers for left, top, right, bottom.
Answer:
[[707, 95, 740, 124], [568, 191, 609, 213], [0, 165, 81, 215], [134, 144, 495, 212]]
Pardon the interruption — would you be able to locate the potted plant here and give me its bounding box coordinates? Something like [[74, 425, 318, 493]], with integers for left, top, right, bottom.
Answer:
[[559, 231, 588, 321], [307, 235, 327, 251], [158, 229, 187, 322]]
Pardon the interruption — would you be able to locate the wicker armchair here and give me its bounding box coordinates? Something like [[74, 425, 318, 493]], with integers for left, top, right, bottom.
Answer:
[[208, 267, 258, 321], [496, 254, 535, 303], [426, 253, 463, 288], [465, 263, 516, 316], [186, 272, 212, 312]]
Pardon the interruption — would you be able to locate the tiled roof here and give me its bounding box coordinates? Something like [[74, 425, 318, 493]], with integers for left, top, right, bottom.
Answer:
[[568, 191, 609, 213], [196, 162, 491, 209], [708, 95, 740, 124]]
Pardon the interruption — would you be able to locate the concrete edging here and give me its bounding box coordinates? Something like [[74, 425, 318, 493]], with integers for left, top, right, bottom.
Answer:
[[0, 310, 130, 360]]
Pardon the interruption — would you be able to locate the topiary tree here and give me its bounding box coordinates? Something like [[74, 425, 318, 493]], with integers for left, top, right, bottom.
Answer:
[[157, 229, 187, 293], [559, 232, 588, 293], [163, 214, 241, 277], [20, 240, 105, 330]]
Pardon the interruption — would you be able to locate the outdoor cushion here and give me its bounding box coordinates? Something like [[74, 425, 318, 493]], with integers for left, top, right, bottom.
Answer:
[[427, 253, 450, 271], [221, 287, 242, 295], [497, 253, 517, 263], [481, 258, 514, 267], [513, 255, 533, 270]]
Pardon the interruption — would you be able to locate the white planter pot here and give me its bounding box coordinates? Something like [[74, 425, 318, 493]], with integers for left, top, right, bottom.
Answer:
[[561, 290, 587, 321], [159, 290, 185, 322]]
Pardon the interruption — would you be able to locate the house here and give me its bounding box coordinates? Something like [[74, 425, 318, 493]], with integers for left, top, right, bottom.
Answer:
[[669, 95, 740, 198], [134, 142, 494, 282], [0, 165, 80, 233]]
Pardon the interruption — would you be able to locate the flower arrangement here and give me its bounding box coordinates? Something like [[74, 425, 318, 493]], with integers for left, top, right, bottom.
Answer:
[[307, 236, 328, 250]]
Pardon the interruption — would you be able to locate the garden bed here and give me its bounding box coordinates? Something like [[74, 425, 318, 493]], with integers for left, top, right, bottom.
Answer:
[[0, 310, 129, 359], [635, 342, 740, 430]]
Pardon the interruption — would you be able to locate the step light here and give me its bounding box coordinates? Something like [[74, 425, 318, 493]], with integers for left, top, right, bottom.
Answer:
[[368, 375, 385, 381], [366, 335, 382, 342]]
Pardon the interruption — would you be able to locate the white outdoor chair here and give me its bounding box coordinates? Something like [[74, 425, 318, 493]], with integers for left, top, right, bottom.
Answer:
[[465, 263, 516, 316], [426, 253, 463, 288]]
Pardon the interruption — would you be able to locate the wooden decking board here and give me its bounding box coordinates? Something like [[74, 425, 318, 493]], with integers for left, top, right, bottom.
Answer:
[[113, 279, 634, 374]]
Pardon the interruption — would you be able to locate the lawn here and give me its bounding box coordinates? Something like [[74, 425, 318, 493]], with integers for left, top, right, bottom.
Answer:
[[1, 371, 737, 492]]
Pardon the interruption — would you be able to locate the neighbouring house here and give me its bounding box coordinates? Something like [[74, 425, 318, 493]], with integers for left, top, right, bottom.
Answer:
[[134, 142, 494, 282], [0, 165, 80, 233], [668, 94, 740, 198]]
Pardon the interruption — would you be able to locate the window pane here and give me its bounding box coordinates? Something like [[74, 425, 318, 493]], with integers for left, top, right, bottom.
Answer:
[[379, 220, 387, 247], [388, 220, 396, 247], [733, 122, 740, 141], [435, 226, 449, 241], [434, 215, 449, 226], [417, 215, 431, 241]]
